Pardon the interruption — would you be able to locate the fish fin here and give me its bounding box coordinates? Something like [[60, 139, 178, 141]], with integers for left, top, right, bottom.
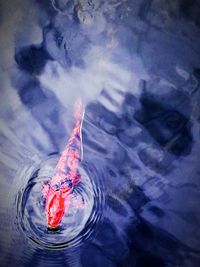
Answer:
[[74, 98, 84, 122], [72, 170, 81, 184], [42, 182, 50, 197], [64, 193, 72, 209], [71, 194, 85, 209]]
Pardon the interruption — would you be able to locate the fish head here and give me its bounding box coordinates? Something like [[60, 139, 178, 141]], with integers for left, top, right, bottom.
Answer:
[[45, 188, 65, 229]]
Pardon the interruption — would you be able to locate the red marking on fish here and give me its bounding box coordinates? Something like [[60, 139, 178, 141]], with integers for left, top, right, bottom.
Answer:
[[43, 99, 84, 229]]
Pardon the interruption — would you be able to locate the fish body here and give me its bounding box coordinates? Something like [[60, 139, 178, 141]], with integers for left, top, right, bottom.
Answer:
[[44, 100, 84, 229]]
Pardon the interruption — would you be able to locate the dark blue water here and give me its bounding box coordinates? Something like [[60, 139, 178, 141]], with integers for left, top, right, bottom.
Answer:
[[0, 0, 200, 266]]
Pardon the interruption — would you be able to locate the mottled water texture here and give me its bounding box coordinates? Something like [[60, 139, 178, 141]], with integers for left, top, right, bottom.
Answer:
[[0, 0, 200, 266]]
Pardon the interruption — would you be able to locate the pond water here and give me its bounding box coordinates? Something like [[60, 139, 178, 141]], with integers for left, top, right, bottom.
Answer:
[[0, 0, 200, 267]]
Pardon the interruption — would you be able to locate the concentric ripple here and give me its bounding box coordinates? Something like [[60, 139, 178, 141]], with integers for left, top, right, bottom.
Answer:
[[16, 155, 104, 250]]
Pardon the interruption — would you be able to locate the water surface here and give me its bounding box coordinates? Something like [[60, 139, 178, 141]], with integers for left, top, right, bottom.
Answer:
[[0, 0, 200, 266]]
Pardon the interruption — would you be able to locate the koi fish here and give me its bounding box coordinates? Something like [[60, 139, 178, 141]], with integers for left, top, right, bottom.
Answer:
[[43, 99, 85, 229]]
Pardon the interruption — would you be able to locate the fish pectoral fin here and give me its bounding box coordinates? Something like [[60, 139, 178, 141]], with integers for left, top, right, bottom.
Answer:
[[42, 182, 50, 197], [70, 194, 85, 209], [72, 170, 81, 184], [64, 194, 73, 209]]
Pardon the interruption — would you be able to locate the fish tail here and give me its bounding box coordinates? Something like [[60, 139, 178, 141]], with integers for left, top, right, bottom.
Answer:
[[73, 98, 85, 161], [74, 98, 85, 122]]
